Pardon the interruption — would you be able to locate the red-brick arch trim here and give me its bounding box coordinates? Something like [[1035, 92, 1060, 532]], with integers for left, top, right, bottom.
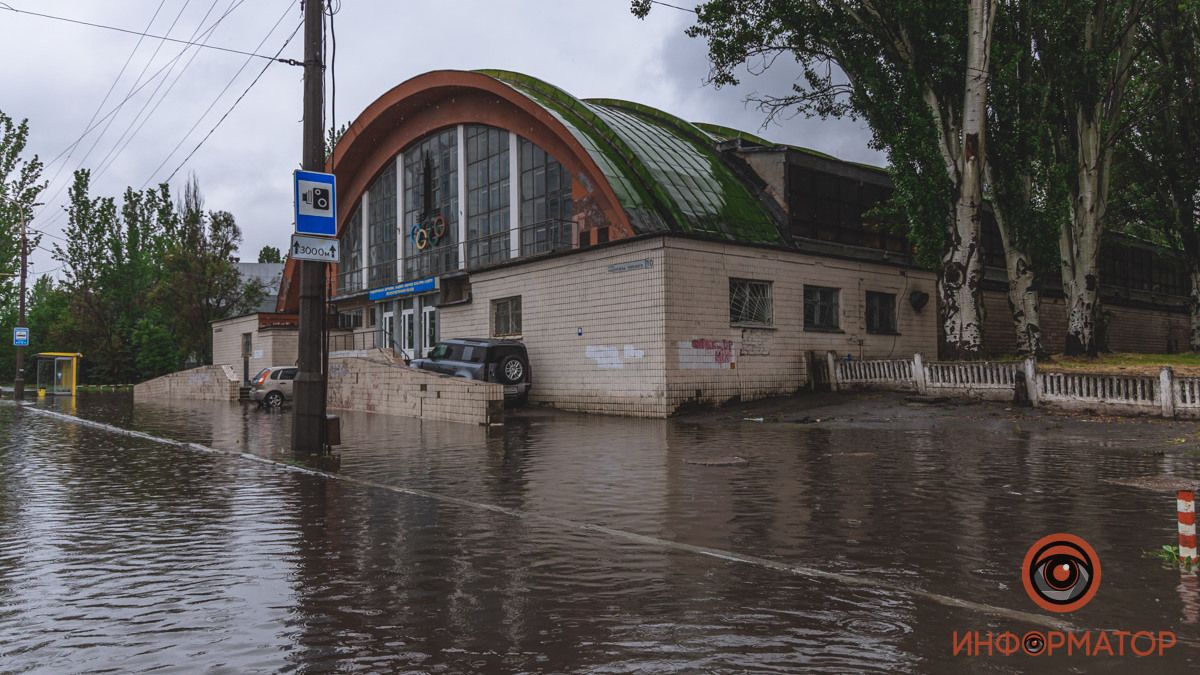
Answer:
[[328, 70, 632, 242]]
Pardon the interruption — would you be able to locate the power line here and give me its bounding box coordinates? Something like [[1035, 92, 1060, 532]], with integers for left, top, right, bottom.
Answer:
[[93, 0, 236, 181], [648, 0, 697, 13], [32, 0, 198, 229], [162, 18, 304, 184], [0, 2, 301, 64], [76, 0, 197, 185], [35, 0, 169, 212], [145, 1, 294, 187]]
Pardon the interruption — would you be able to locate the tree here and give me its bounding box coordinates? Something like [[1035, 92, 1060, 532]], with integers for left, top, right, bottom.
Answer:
[[1113, 1, 1200, 349], [634, 0, 997, 357], [983, 0, 1065, 357], [1035, 0, 1155, 355], [153, 177, 265, 366], [0, 111, 46, 325], [54, 170, 176, 382], [258, 245, 284, 263]]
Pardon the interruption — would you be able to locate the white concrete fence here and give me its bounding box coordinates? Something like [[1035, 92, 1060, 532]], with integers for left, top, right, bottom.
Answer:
[[825, 351, 1200, 419]]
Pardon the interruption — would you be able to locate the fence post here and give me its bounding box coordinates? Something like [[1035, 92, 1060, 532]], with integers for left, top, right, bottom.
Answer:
[[912, 353, 927, 394], [827, 351, 840, 392], [1023, 357, 1039, 407], [1161, 367, 1176, 418]]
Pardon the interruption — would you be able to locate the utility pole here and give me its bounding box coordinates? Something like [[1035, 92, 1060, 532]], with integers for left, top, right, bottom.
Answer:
[[293, 0, 326, 454], [12, 218, 27, 402]]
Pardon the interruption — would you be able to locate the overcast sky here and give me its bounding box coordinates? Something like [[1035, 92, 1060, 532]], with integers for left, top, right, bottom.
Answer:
[[1, 0, 881, 277]]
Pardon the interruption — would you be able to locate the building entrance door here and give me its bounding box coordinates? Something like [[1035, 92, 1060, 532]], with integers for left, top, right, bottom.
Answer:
[[382, 309, 395, 353], [400, 307, 416, 360], [421, 303, 437, 358]]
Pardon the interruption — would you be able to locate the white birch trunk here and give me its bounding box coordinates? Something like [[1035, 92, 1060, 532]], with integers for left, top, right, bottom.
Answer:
[[992, 203, 1043, 356], [1190, 265, 1200, 352], [1061, 103, 1107, 356], [938, 0, 995, 358]]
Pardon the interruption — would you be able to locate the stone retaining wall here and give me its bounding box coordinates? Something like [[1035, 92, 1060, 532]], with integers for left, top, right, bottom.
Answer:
[[134, 365, 239, 402], [326, 352, 504, 426]]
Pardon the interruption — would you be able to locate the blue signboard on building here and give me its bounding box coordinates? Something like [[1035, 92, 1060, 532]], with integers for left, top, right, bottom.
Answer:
[[368, 277, 438, 301], [293, 169, 337, 236], [12, 327, 29, 347]]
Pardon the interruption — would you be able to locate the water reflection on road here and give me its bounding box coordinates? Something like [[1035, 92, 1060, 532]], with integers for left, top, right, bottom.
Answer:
[[1, 392, 1198, 672]]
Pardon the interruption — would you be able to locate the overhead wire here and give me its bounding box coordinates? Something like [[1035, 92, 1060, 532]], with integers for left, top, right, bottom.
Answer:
[[33, 0, 198, 228], [35, 0, 169, 213], [161, 16, 304, 184], [146, 0, 296, 187], [0, 2, 296, 62], [92, 0, 227, 181]]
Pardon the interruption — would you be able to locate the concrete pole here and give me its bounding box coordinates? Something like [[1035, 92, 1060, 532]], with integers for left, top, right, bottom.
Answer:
[[1161, 366, 1176, 419], [12, 218, 27, 401], [293, 0, 326, 454]]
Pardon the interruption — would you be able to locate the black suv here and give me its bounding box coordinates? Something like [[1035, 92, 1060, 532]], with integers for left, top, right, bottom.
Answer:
[[410, 338, 531, 403]]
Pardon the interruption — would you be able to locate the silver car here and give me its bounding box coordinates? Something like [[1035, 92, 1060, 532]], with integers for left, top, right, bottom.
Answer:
[[249, 366, 298, 407]]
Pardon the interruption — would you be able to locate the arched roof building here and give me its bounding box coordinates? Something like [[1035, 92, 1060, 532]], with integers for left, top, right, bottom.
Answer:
[[266, 69, 1194, 417]]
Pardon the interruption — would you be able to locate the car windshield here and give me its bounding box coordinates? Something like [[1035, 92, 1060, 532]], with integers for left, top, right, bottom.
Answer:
[[428, 343, 453, 360]]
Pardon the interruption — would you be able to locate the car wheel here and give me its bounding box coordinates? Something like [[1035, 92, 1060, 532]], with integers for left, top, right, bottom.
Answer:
[[264, 391, 284, 408], [498, 355, 527, 385]]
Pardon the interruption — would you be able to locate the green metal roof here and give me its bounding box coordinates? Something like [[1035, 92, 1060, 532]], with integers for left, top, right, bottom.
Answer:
[[477, 69, 783, 245]]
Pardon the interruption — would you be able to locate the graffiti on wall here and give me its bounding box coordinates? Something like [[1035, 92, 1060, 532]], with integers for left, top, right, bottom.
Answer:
[[678, 338, 737, 369], [585, 344, 646, 369]]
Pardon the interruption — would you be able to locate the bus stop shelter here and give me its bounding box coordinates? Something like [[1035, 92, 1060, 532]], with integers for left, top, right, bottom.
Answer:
[[35, 352, 81, 397]]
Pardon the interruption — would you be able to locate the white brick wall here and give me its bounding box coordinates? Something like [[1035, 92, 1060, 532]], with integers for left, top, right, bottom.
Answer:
[[440, 239, 670, 416], [439, 235, 938, 418], [212, 315, 298, 379], [662, 238, 938, 409]]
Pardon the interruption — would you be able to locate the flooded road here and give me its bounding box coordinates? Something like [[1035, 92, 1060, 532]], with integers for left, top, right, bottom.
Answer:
[[1, 392, 1198, 672]]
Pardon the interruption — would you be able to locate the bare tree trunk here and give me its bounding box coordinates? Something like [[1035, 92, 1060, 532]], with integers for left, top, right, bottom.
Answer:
[[939, 0, 995, 358]]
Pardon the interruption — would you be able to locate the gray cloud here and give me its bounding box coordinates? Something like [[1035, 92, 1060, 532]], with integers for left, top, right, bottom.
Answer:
[[3, 1, 882, 277]]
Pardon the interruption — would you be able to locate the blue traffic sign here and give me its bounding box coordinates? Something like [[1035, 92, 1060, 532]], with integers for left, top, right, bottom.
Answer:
[[12, 327, 29, 347], [294, 169, 337, 236]]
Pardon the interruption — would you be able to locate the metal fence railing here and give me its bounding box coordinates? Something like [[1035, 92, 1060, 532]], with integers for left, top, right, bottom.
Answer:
[[329, 329, 390, 353]]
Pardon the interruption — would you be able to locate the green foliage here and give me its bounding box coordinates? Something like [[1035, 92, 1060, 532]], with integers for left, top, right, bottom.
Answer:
[[16, 172, 266, 384], [258, 245, 284, 264], [1112, 1, 1200, 263]]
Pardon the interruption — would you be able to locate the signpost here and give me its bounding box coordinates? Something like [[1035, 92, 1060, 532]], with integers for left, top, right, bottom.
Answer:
[[290, 234, 341, 263], [12, 327, 29, 347], [293, 169, 337, 236]]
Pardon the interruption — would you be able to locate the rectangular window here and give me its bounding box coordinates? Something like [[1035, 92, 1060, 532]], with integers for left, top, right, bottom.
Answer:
[[729, 279, 773, 327], [337, 204, 363, 294], [465, 125, 510, 268], [491, 296, 522, 337], [403, 129, 459, 279], [804, 285, 840, 331], [865, 291, 897, 334], [519, 138, 573, 256], [367, 162, 398, 289]]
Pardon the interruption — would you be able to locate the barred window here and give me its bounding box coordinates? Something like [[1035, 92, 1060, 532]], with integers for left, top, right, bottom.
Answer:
[[865, 291, 897, 334], [729, 279, 773, 326], [491, 296, 522, 337], [804, 285, 840, 331]]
